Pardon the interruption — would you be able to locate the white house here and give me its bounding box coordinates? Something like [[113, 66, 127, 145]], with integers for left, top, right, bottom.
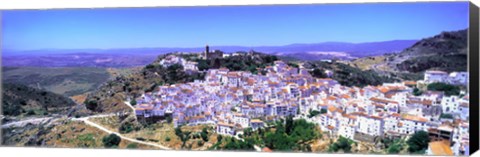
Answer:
[[424, 70, 449, 83], [216, 123, 236, 135]]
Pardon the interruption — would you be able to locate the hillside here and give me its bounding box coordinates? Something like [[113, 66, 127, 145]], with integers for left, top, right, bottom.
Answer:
[[388, 29, 468, 73], [2, 67, 111, 97], [2, 83, 77, 118], [303, 61, 397, 87]]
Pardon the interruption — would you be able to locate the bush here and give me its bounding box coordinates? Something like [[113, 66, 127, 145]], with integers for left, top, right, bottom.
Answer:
[[119, 122, 135, 134], [440, 113, 454, 119], [407, 131, 430, 154], [427, 82, 461, 96], [127, 143, 138, 149], [201, 128, 209, 142], [130, 99, 137, 106], [165, 136, 171, 142], [102, 134, 121, 148], [85, 100, 98, 111]]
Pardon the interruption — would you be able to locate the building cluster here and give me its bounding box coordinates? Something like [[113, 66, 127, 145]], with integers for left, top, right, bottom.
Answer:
[[159, 55, 199, 73], [135, 55, 469, 156], [422, 70, 469, 86]]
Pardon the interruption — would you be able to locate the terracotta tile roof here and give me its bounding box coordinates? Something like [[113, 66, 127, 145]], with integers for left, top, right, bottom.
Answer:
[[403, 81, 417, 85], [402, 114, 428, 123], [251, 119, 264, 123], [328, 105, 337, 112], [370, 97, 398, 104]]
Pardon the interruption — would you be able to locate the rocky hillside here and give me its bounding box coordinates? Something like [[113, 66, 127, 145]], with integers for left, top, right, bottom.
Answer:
[[387, 29, 468, 73], [2, 83, 77, 118]]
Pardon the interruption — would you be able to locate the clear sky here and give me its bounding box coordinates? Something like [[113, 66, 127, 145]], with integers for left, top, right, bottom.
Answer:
[[1, 2, 469, 51]]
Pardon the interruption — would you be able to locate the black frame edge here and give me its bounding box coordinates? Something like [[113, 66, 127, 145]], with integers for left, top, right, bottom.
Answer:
[[469, 1, 479, 156]]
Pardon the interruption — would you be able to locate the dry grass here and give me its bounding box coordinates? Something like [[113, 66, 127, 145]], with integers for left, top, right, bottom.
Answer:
[[44, 120, 157, 150], [348, 56, 387, 71], [70, 93, 89, 104], [87, 115, 220, 150], [89, 116, 122, 131]]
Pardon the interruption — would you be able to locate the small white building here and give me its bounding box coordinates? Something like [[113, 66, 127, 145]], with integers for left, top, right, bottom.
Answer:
[[217, 123, 236, 136], [424, 70, 449, 84]]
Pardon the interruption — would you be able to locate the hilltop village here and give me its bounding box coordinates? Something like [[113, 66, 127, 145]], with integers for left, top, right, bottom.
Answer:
[[133, 47, 470, 155]]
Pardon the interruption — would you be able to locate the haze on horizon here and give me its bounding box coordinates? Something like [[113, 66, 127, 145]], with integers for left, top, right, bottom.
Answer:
[[1, 2, 469, 51]]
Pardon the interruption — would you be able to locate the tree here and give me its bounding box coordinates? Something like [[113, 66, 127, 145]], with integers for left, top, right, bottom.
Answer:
[[308, 110, 321, 118], [217, 135, 223, 143], [328, 136, 353, 153], [387, 142, 403, 154], [320, 108, 328, 114], [413, 88, 423, 96], [130, 99, 137, 106], [166, 116, 173, 123], [407, 131, 430, 154], [85, 99, 98, 111], [285, 116, 294, 135], [201, 127, 209, 142], [427, 82, 461, 96], [312, 68, 327, 78], [102, 134, 121, 148]]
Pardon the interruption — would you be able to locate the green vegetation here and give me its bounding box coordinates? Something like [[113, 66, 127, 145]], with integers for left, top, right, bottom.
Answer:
[[187, 51, 278, 74], [413, 88, 423, 96], [306, 61, 397, 87], [427, 82, 461, 96], [384, 138, 406, 154], [320, 108, 328, 114], [201, 128, 209, 142], [102, 134, 121, 148], [76, 133, 98, 147], [220, 136, 254, 151], [85, 99, 98, 111], [328, 136, 356, 153], [175, 126, 192, 148], [130, 99, 137, 106], [406, 131, 430, 154], [397, 54, 467, 73], [245, 116, 320, 151], [308, 110, 321, 118], [127, 143, 138, 149], [440, 113, 454, 119]]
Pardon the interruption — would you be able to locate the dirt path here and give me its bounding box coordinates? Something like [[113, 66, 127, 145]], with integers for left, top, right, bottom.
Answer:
[[71, 113, 171, 150]]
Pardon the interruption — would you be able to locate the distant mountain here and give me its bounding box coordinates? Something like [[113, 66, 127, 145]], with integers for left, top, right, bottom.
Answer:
[[266, 40, 418, 57], [388, 29, 468, 73], [2, 40, 417, 67]]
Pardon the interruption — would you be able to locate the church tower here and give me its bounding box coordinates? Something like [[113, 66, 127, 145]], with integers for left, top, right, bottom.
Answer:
[[205, 45, 210, 59]]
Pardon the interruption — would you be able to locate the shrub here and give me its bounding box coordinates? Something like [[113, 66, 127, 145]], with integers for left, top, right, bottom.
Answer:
[[102, 134, 121, 148], [127, 143, 138, 149]]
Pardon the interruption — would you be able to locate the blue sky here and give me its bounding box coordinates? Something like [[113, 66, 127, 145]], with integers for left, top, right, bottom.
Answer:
[[1, 2, 469, 51]]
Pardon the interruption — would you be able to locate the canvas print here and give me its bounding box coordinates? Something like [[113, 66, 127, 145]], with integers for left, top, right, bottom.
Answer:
[[0, 2, 471, 156]]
